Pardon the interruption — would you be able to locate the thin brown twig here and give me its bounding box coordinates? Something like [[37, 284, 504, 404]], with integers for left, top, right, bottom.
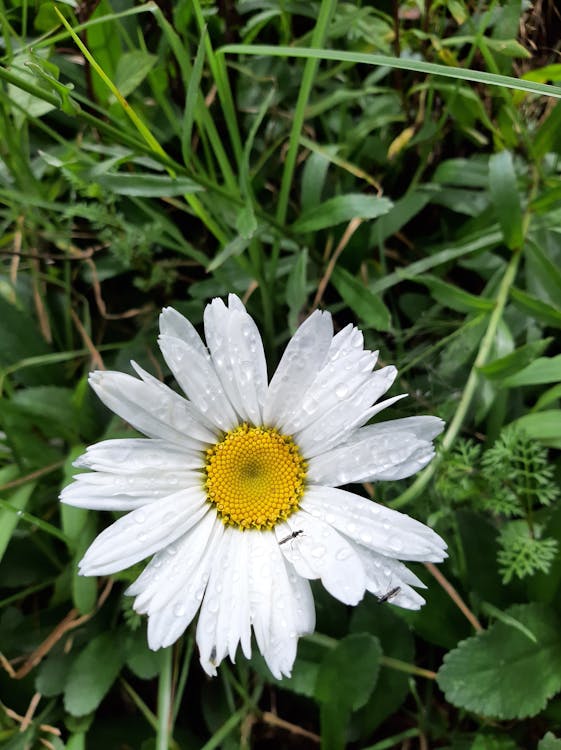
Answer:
[[1, 579, 113, 679], [311, 216, 363, 310], [261, 711, 321, 743], [0, 460, 65, 493], [70, 308, 105, 370], [20, 691, 41, 732], [425, 562, 483, 632]]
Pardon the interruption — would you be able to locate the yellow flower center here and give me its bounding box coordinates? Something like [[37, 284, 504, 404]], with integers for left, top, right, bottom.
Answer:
[[204, 424, 307, 530]]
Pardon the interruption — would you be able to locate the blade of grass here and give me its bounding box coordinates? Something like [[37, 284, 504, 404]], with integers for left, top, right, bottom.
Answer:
[[219, 44, 561, 100]]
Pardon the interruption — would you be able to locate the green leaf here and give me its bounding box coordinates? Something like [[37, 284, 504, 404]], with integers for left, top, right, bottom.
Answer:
[[437, 603, 561, 719], [315, 633, 381, 710], [91, 172, 205, 197], [539, 732, 561, 750], [432, 157, 489, 187], [64, 632, 126, 716], [501, 354, 561, 387], [406, 273, 494, 313], [510, 287, 561, 328], [292, 194, 392, 232], [286, 249, 308, 332], [0, 468, 36, 565], [350, 598, 414, 734], [512, 411, 561, 449], [331, 267, 391, 331], [478, 338, 552, 380], [488, 151, 523, 250], [533, 101, 561, 159], [113, 51, 157, 98]]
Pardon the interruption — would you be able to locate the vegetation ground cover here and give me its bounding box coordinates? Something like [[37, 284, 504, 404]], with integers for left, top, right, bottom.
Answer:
[[1, 0, 561, 748]]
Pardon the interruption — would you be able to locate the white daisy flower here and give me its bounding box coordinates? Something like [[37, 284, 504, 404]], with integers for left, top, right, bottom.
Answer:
[[61, 294, 446, 679]]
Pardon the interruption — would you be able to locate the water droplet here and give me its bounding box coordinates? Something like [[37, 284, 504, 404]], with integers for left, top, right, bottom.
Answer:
[[335, 384, 349, 399], [311, 544, 326, 559], [335, 548, 352, 561], [134, 511, 146, 524], [137, 532, 147, 542], [174, 603, 186, 617]]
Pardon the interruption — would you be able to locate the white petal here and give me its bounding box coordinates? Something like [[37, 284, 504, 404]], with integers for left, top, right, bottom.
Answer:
[[73, 438, 201, 474], [278, 509, 366, 606], [159, 306, 208, 359], [302, 486, 447, 563], [280, 324, 378, 434], [294, 367, 399, 458], [307, 416, 443, 485], [141, 514, 224, 650], [263, 311, 333, 428], [89, 370, 216, 447], [203, 298, 268, 424], [249, 533, 314, 678], [79, 487, 208, 575], [351, 545, 426, 610], [60, 469, 200, 511], [158, 334, 238, 432]]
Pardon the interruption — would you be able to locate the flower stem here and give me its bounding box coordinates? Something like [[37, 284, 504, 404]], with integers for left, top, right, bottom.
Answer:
[[390, 247, 522, 510], [156, 647, 173, 750]]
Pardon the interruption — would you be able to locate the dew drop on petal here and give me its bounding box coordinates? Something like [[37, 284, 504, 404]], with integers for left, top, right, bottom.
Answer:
[[335, 383, 349, 400], [135, 511, 146, 524], [174, 603, 186, 617]]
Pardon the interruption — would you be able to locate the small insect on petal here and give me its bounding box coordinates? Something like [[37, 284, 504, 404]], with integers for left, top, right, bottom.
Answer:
[[377, 586, 401, 603], [279, 530, 304, 545]]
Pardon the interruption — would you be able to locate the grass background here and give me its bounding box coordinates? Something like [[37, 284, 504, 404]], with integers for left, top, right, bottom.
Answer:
[[1, 0, 561, 748]]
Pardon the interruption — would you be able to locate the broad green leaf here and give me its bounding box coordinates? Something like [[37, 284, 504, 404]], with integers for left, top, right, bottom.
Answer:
[[437, 603, 561, 719], [36, 650, 74, 697], [534, 382, 561, 412], [539, 732, 561, 750], [125, 629, 162, 680], [331, 267, 391, 331], [533, 101, 561, 159], [406, 273, 494, 313], [292, 194, 392, 232], [432, 157, 489, 187], [478, 338, 552, 380], [526, 239, 561, 305], [510, 287, 561, 329], [114, 51, 157, 98], [488, 151, 523, 250], [91, 172, 205, 197], [315, 633, 381, 710], [512, 411, 561, 449], [351, 598, 414, 734], [64, 632, 126, 716], [501, 355, 561, 387], [371, 187, 435, 245], [0, 467, 36, 565]]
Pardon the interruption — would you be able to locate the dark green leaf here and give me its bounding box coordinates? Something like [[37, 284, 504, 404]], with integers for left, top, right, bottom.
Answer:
[[64, 632, 126, 716], [315, 633, 381, 710], [510, 287, 561, 328], [331, 267, 391, 331], [92, 172, 205, 197], [437, 603, 561, 719], [292, 194, 392, 232], [488, 151, 523, 250], [478, 338, 552, 380]]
